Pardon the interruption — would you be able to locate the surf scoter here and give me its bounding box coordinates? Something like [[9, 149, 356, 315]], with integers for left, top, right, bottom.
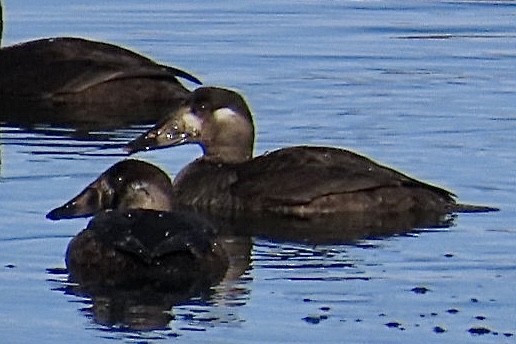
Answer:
[[46, 159, 228, 290], [0, 37, 201, 104], [125, 87, 498, 217]]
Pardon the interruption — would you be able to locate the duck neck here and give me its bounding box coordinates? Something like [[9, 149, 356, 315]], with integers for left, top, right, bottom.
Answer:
[[202, 141, 254, 164]]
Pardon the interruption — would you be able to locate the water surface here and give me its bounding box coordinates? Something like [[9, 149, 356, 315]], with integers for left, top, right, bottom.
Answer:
[[0, 1, 515, 343]]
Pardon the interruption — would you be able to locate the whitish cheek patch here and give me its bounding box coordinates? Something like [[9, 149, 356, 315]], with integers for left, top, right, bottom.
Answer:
[[182, 112, 203, 132], [214, 107, 238, 122]]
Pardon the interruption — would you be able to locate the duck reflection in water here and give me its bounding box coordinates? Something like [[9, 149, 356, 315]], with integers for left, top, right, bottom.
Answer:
[[45, 155, 466, 330], [0, 32, 201, 137], [47, 160, 251, 330], [46, 143, 491, 330]]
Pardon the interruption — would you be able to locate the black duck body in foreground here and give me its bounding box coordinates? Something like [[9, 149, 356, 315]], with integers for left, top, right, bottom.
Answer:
[[46, 160, 228, 292], [66, 208, 228, 291], [125, 87, 498, 217]]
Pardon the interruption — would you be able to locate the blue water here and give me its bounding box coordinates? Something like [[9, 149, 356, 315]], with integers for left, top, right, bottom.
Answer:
[[1, 1, 515, 343]]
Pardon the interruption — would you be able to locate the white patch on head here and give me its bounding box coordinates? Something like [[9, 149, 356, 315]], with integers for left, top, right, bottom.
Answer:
[[182, 111, 203, 132], [213, 107, 239, 123]]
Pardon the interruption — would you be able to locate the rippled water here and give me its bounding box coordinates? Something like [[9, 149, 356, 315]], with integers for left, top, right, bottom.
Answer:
[[1, 1, 515, 343]]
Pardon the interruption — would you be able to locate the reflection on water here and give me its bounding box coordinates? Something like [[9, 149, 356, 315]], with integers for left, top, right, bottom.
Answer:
[[0, 101, 177, 141], [0, 92, 178, 156], [213, 211, 455, 245], [47, 235, 253, 333], [42, 208, 457, 334]]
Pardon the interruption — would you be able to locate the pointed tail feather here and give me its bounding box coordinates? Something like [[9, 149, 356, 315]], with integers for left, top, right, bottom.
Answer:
[[450, 203, 499, 213]]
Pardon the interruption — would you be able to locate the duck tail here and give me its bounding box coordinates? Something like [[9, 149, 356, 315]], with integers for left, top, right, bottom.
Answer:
[[450, 203, 499, 213]]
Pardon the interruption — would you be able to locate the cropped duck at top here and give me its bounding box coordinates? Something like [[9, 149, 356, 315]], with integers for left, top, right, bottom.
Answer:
[[46, 159, 228, 290], [125, 87, 498, 217], [0, 37, 201, 104]]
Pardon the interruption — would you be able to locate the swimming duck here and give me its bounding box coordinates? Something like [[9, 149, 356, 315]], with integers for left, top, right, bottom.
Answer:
[[0, 37, 201, 104], [46, 159, 228, 290], [125, 87, 498, 217]]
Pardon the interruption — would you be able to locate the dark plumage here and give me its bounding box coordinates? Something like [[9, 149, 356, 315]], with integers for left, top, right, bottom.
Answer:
[[126, 87, 498, 217], [65, 208, 227, 291], [47, 159, 174, 220], [0, 37, 200, 104], [47, 159, 458, 245], [47, 159, 228, 291]]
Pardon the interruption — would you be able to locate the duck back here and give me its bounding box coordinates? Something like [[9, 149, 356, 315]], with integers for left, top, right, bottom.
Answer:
[[0, 37, 199, 103], [66, 209, 228, 290], [172, 146, 493, 217]]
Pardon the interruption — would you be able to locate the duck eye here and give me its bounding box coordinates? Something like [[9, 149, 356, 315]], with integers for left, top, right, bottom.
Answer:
[[193, 103, 208, 116]]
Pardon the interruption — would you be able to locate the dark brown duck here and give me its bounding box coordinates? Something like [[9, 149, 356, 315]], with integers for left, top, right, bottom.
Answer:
[[126, 87, 498, 217], [0, 37, 201, 104], [47, 159, 228, 291]]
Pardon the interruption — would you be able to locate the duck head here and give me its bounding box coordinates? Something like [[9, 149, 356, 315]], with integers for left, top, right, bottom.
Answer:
[[125, 87, 255, 164], [46, 159, 174, 220]]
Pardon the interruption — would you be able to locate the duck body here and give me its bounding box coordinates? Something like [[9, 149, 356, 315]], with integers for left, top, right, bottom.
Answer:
[[67, 209, 228, 291], [126, 87, 498, 217], [46, 159, 228, 290], [0, 37, 201, 104], [171, 145, 486, 217]]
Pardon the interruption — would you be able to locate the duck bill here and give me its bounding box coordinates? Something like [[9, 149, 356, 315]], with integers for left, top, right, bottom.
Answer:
[[124, 105, 198, 154], [46, 186, 103, 220]]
